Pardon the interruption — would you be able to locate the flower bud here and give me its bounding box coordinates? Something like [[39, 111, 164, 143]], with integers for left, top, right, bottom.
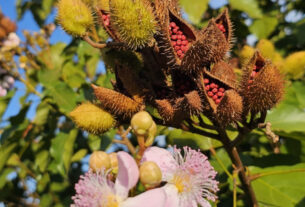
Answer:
[[89, 151, 111, 172], [109, 0, 156, 49], [69, 102, 116, 134], [131, 111, 153, 135], [145, 121, 157, 147], [57, 0, 94, 37], [140, 161, 162, 189], [109, 152, 118, 174]]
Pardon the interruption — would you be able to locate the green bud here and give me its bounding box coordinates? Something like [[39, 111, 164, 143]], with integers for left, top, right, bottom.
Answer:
[[89, 151, 111, 172], [145, 121, 157, 147], [140, 161, 162, 189], [131, 111, 153, 135]]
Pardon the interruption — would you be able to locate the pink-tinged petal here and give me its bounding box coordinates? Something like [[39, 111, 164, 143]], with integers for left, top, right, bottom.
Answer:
[[142, 147, 177, 178], [114, 151, 139, 199], [121, 188, 166, 207], [163, 184, 179, 207]]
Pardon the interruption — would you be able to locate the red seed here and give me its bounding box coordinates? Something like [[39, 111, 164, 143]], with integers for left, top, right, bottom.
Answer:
[[251, 71, 257, 78], [248, 80, 253, 84], [212, 88, 218, 93], [177, 50, 183, 55], [210, 83, 216, 88], [219, 88, 225, 92], [180, 54, 184, 59], [175, 45, 180, 50], [171, 35, 177, 40], [215, 99, 221, 104], [204, 78, 209, 84], [171, 41, 176, 46], [182, 40, 188, 45], [208, 91, 213, 97], [177, 31, 183, 35], [215, 84, 219, 88], [181, 35, 186, 40], [213, 95, 218, 100], [177, 35, 182, 40], [173, 28, 179, 33], [102, 15, 107, 20], [170, 22, 176, 28], [253, 65, 257, 70], [176, 40, 182, 45], [104, 19, 110, 26], [175, 26, 179, 30], [217, 92, 223, 97], [205, 85, 210, 91]]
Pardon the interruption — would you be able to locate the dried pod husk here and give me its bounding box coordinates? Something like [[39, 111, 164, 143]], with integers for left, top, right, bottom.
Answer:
[[92, 84, 143, 118], [155, 99, 175, 122], [180, 90, 203, 116], [109, 0, 157, 50], [115, 64, 145, 103], [210, 61, 237, 88], [154, 8, 197, 71], [69, 102, 116, 134], [216, 90, 242, 125], [240, 52, 284, 114], [181, 18, 230, 74], [215, 8, 233, 47]]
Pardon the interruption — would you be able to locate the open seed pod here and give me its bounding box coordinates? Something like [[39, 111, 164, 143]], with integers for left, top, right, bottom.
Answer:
[[171, 70, 198, 97], [181, 9, 232, 74], [240, 51, 284, 114], [95, 6, 119, 41], [210, 61, 237, 88], [92, 84, 144, 119], [153, 7, 198, 71]]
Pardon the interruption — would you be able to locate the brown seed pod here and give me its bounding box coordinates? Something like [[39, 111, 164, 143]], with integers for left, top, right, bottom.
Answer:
[[210, 61, 237, 88], [216, 90, 242, 126], [92, 84, 143, 118], [0, 17, 17, 34], [215, 8, 233, 47], [155, 99, 175, 122], [0, 26, 6, 39], [240, 51, 284, 114], [115, 64, 145, 103], [181, 17, 230, 74], [180, 90, 203, 115]]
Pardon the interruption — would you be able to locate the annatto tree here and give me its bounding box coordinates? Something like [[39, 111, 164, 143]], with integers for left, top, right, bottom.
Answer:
[[1, 0, 305, 206]]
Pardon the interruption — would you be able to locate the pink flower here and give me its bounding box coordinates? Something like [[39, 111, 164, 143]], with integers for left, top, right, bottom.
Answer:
[[72, 151, 166, 207], [142, 146, 219, 207]]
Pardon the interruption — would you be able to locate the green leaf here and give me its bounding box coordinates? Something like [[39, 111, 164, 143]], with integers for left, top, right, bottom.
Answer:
[[63, 129, 78, 172], [44, 81, 77, 114], [37, 43, 67, 70], [179, 0, 209, 24], [62, 62, 86, 88], [293, 81, 305, 108], [0, 143, 18, 172], [0, 90, 15, 119], [37, 173, 50, 192], [71, 149, 88, 162], [165, 128, 222, 151], [33, 101, 51, 126], [229, 0, 262, 18], [35, 150, 49, 172], [250, 163, 305, 207], [250, 16, 278, 39], [50, 133, 68, 176], [0, 168, 14, 189]]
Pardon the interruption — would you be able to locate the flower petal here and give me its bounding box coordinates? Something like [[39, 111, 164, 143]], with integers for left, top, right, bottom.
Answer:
[[121, 188, 166, 207], [141, 147, 177, 179], [163, 184, 180, 207], [114, 151, 139, 199]]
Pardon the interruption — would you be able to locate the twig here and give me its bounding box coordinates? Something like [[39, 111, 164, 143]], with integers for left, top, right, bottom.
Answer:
[[115, 126, 136, 154], [250, 168, 305, 181], [233, 165, 239, 207], [210, 147, 232, 179], [258, 122, 280, 154], [83, 35, 125, 49]]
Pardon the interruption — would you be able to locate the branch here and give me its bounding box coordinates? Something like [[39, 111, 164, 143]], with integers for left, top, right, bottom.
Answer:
[[258, 122, 280, 154], [115, 126, 136, 155], [83, 35, 125, 49]]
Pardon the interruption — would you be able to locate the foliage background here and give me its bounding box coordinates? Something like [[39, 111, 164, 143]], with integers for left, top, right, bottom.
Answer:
[[0, 0, 305, 206]]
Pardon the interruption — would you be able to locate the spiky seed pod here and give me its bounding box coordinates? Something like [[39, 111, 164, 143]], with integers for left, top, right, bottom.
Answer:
[[82, 0, 93, 5], [171, 70, 197, 97], [239, 45, 255, 66], [0, 17, 17, 34], [216, 90, 242, 126], [109, 0, 157, 49], [155, 99, 175, 122], [211, 61, 237, 88], [256, 39, 275, 60], [115, 64, 145, 103], [215, 8, 233, 45], [240, 52, 284, 114], [69, 102, 116, 134], [180, 90, 203, 116], [92, 84, 143, 118], [153, 7, 197, 71], [181, 18, 230, 74], [282, 51, 305, 79], [93, 0, 110, 11], [57, 0, 94, 37]]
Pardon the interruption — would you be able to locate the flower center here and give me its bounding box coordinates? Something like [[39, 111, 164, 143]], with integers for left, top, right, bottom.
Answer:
[[171, 172, 191, 193], [100, 194, 119, 207]]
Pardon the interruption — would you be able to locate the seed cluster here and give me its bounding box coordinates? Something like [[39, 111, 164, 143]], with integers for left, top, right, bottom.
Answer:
[[204, 78, 225, 104], [248, 62, 264, 85], [169, 22, 189, 59], [102, 13, 111, 26], [216, 23, 226, 34]]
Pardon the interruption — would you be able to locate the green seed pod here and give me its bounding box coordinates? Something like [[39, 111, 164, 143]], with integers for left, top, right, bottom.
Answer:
[[93, 0, 110, 11], [69, 102, 116, 134], [57, 0, 94, 37], [239, 45, 255, 66], [131, 111, 153, 135], [256, 39, 275, 60], [109, 0, 157, 49]]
